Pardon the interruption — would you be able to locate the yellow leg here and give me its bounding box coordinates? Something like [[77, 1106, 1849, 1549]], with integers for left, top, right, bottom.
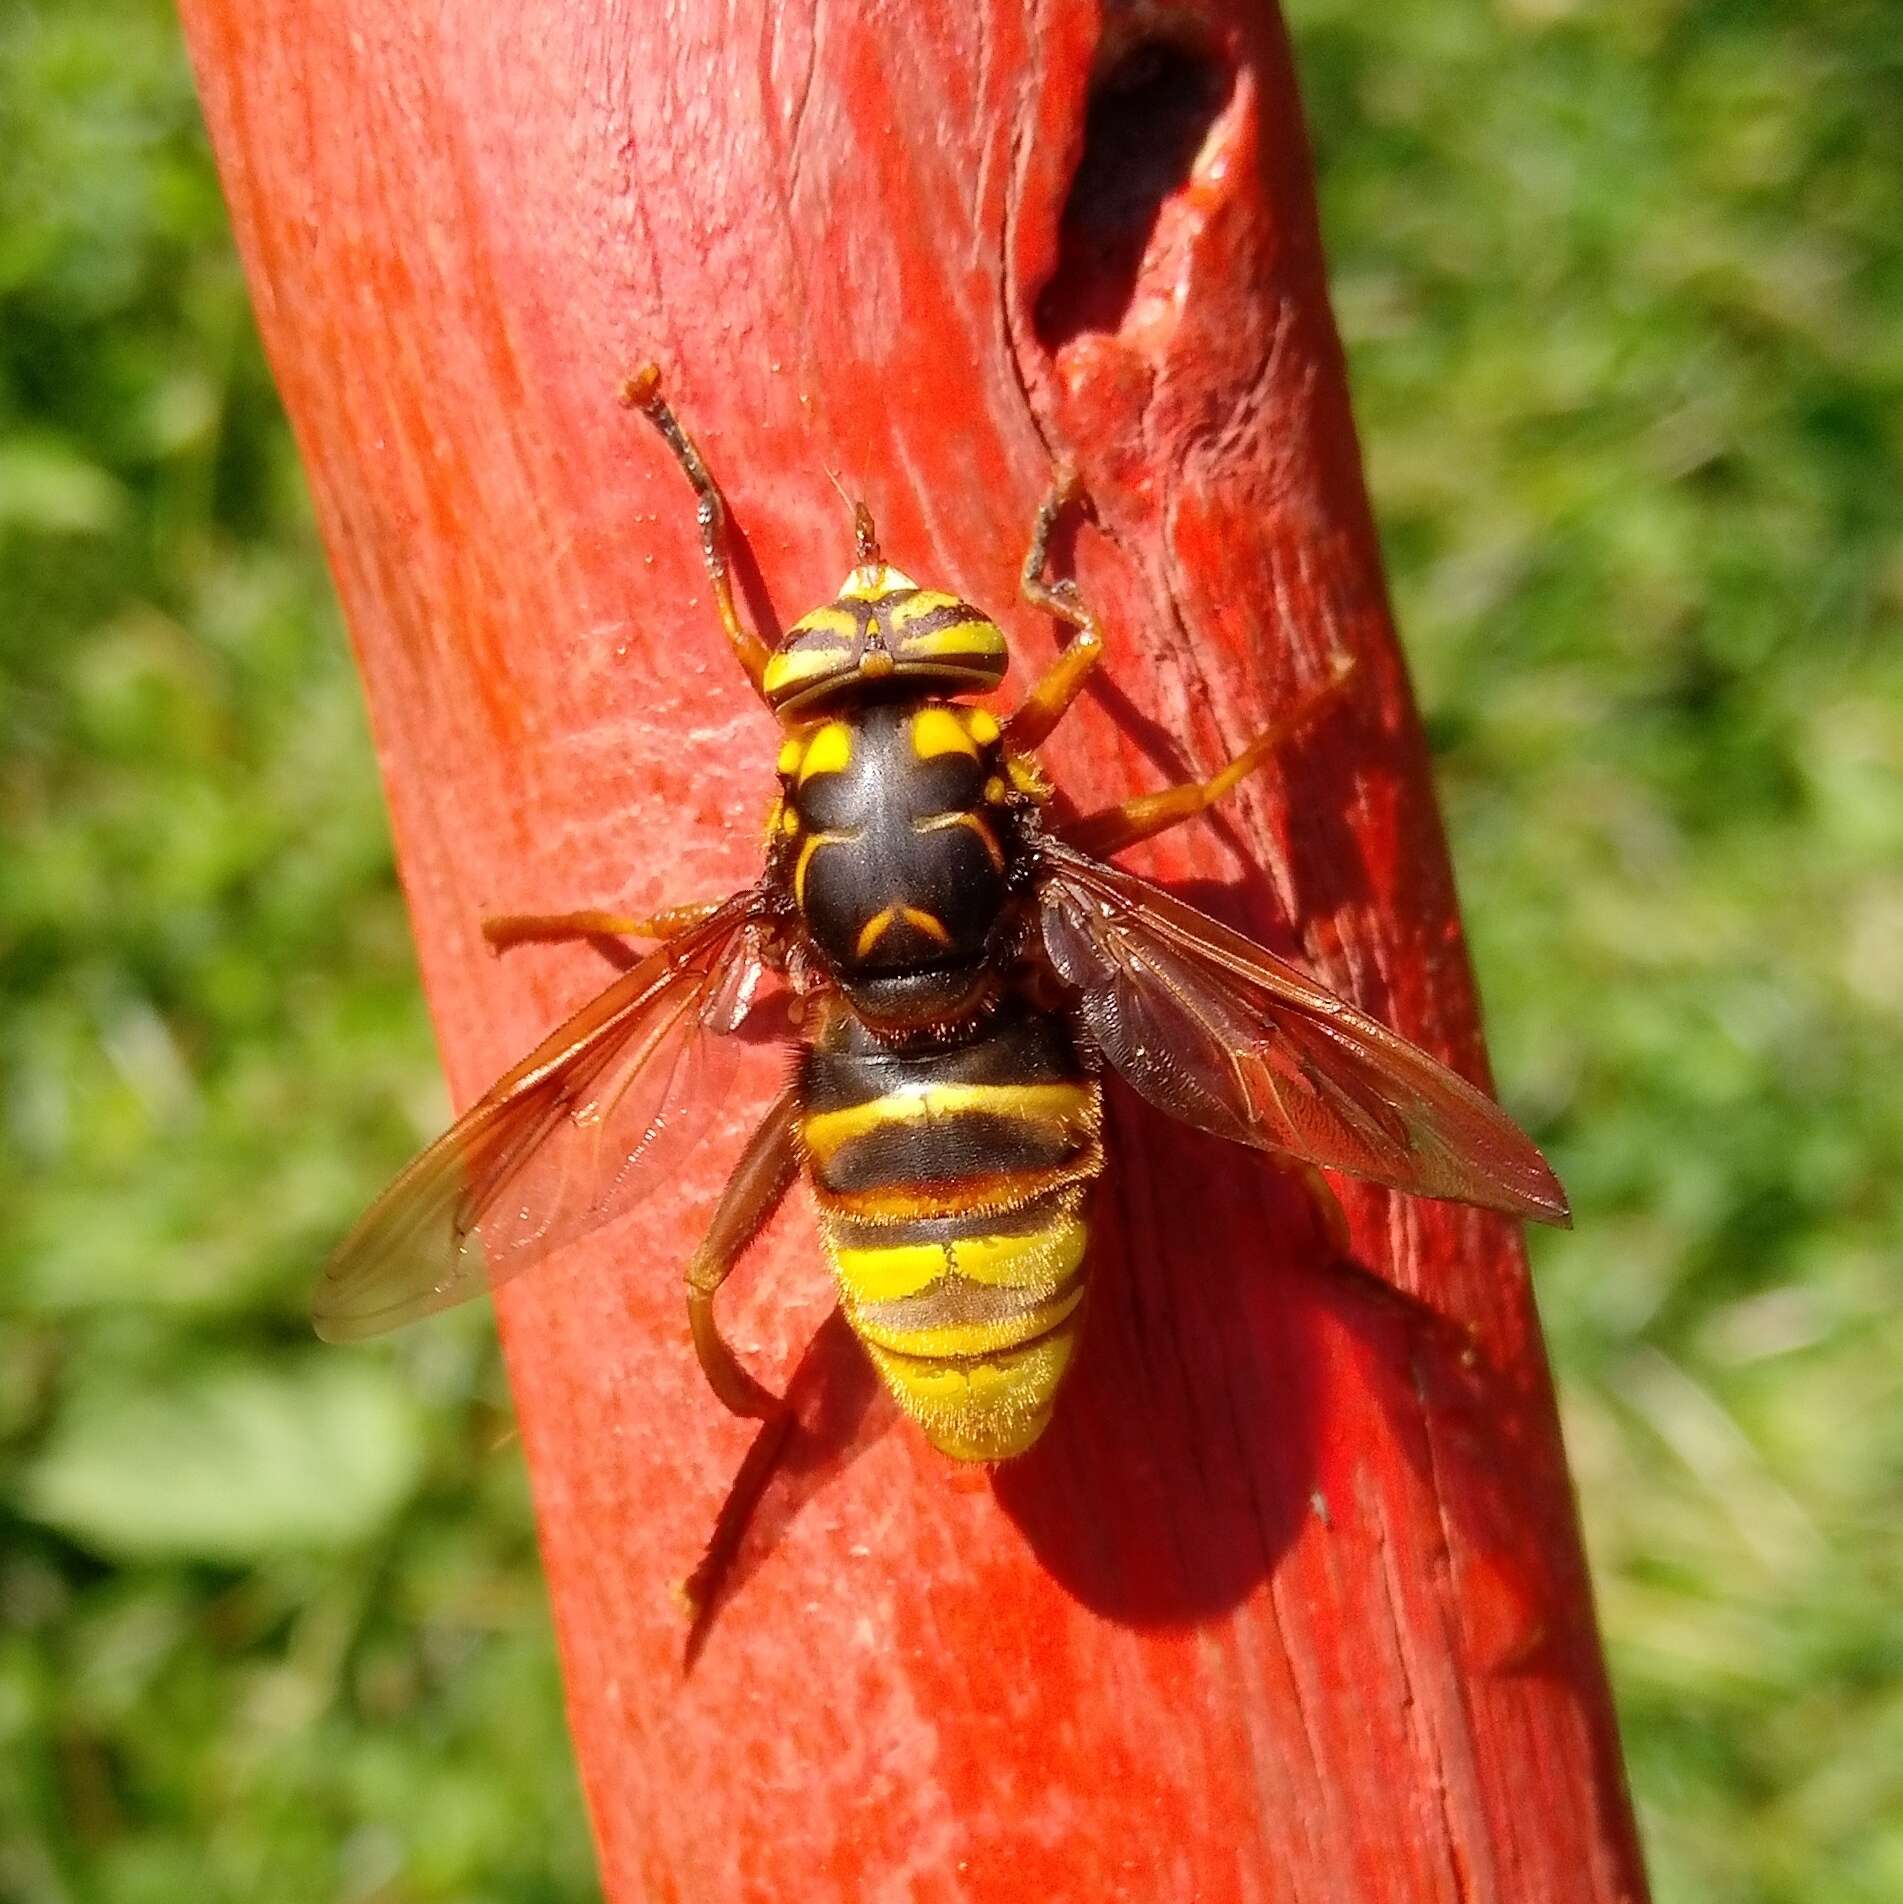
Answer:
[[1293, 1162, 1352, 1258], [482, 898, 724, 953], [620, 363, 775, 699], [685, 1085, 802, 1420], [1004, 465, 1106, 751], [1061, 658, 1357, 858]]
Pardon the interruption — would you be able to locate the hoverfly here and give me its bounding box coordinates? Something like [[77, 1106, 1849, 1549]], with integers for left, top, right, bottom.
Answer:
[[315, 365, 1569, 1463]]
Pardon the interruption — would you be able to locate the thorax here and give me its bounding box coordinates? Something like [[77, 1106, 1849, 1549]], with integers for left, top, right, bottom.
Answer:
[[774, 699, 1019, 1022]]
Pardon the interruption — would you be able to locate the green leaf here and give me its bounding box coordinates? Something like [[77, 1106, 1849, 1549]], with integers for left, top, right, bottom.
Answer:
[[17, 1355, 427, 1562], [0, 435, 128, 534]]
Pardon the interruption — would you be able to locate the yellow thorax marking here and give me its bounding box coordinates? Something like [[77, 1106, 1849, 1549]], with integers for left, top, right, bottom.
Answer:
[[966, 707, 1001, 745], [911, 707, 978, 761], [902, 906, 951, 944], [853, 907, 946, 958], [794, 829, 856, 908], [833, 1213, 1089, 1302], [802, 1081, 1097, 1164], [854, 908, 896, 958], [776, 736, 804, 776], [797, 721, 853, 784], [914, 809, 1005, 871]]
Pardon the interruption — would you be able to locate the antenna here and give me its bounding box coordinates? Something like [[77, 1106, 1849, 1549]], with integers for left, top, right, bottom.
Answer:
[[824, 467, 882, 569]]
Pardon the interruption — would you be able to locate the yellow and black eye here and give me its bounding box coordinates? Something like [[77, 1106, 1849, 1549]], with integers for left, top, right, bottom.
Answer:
[[762, 571, 1008, 715], [763, 605, 861, 709], [882, 589, 1009, 688]]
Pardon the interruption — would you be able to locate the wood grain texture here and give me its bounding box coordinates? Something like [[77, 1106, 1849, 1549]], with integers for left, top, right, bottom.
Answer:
[[179, 1, 1649, 1898]]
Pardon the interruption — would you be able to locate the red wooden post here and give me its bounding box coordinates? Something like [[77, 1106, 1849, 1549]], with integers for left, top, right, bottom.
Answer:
[[180, 2, 1648, 1898]]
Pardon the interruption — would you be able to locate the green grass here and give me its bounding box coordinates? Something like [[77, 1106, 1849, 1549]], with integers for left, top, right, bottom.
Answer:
[[2, 1, 1898, 1899]]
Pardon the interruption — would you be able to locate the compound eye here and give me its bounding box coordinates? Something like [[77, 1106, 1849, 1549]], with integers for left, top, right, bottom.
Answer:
[[763, 605, 861, 712]]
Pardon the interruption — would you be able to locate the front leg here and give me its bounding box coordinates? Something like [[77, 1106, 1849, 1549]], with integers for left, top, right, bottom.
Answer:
[[620, 364, 777, 701], [1005, 465, 1106, 752]]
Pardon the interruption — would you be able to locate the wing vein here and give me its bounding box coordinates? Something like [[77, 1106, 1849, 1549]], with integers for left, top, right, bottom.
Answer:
[[1036, 841, 1568, 1225], [312, 888, 784, 1339]]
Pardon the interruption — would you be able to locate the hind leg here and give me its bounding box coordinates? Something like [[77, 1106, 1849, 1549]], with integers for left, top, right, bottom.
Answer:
[[684, 1084, 802, 1420]]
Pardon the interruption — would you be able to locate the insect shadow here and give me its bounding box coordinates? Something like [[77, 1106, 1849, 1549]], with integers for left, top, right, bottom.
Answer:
[[989, 1087, 1334, 1620], [994, 1082, 1580, 1658], [682, 1306, 896, 1671]]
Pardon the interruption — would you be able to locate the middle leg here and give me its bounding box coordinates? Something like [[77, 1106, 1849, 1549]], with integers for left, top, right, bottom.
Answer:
[[483, 897, 726, 953], [1061, 657, 1356, 859]]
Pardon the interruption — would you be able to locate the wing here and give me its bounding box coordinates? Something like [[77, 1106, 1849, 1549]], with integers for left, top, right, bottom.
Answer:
[[313, 889, 782, 1341], [1036, 841, 1569, 1225]]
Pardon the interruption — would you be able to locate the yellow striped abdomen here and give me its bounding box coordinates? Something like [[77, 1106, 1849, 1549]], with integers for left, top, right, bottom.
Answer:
[[800, 1001, 1102, 1462]]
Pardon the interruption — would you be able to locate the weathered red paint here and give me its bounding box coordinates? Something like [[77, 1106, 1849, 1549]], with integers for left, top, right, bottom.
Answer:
[[180, 2, 1649, 1898]]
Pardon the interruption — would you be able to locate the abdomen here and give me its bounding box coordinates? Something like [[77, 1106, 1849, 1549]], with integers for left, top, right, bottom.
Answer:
[[799, 998, 1102, 1461]]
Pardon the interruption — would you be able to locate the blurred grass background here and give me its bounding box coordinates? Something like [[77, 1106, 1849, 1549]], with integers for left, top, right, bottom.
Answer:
[[1, 0, 1897, 1898]]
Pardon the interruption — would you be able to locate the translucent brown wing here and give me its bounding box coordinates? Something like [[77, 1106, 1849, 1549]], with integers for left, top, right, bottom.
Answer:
[[1036, 841, 1569, 1225], [313, 890, 781, 1341]]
